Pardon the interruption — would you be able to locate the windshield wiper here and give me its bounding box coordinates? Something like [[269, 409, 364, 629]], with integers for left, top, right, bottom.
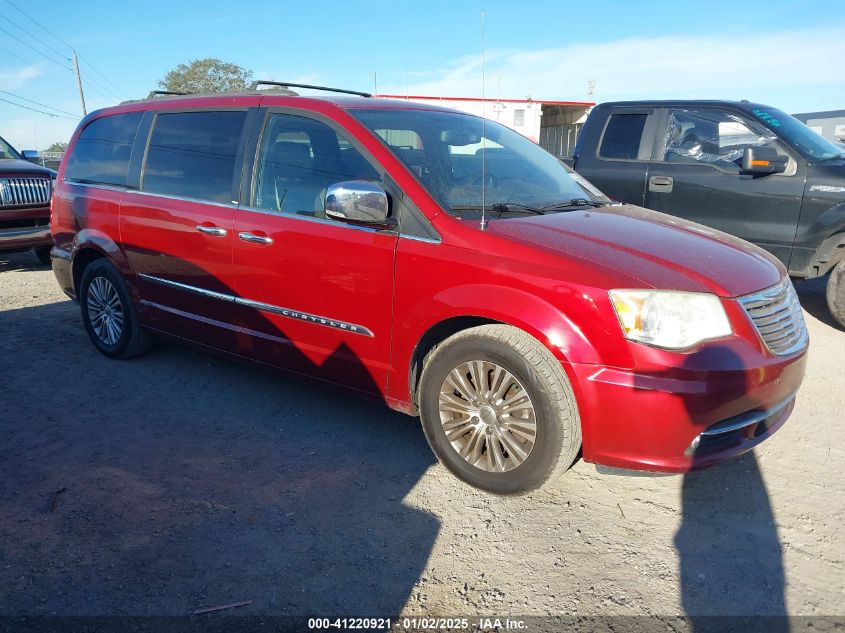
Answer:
[[450, 203, 545, 216], [541, 198, 606, 210]]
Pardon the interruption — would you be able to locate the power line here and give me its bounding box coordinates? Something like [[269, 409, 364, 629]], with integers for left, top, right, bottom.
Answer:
[[0, 23, 72, 70], [75, 66, 123, 102], [1, 1, 130, 101], [0, 13, 69, 60], [0, 43, 78, 92], [0, 89, 78, 117], [3, 0, 73, 49], [0, 96, 78, 120], [78, 54, 129, 99]]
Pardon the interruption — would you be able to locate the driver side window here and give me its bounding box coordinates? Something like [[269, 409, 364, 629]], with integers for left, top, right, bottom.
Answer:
[[253, 114, 379, 217], [662, 109, 777, 172]]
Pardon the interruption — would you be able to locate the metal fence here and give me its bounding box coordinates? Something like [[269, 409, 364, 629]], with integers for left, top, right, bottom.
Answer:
[[539, 123, 583, 158]]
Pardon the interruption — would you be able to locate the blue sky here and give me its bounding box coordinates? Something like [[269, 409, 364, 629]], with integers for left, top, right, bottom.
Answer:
[[1, 0, 843, 148]]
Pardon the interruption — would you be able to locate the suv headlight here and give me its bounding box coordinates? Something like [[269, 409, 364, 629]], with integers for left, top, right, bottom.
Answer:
[[609, 290, 732, 350]]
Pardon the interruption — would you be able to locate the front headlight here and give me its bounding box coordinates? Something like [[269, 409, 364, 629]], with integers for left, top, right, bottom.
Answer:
[[609, 290, 732, 350]]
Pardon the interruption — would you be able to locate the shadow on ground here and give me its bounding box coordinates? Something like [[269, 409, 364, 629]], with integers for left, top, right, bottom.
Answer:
[[0, 296, 439, 616], [673, 344, 788, 632], [0, 250, 51, 273], [676, 453, 788, 632], [794, 274, 842, 331]]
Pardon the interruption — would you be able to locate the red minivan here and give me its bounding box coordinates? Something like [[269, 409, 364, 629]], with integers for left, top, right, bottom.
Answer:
[[51, 84, 808, 493]]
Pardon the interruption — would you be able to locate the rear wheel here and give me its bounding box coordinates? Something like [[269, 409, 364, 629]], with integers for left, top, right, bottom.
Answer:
[[79, 259, 153, 359], [34, 246, 51, 266], [827, 260, 845, 330], [418, 324, 581, 494]]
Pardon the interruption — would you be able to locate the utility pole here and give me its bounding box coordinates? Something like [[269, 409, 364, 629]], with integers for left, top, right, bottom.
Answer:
[[372, 70, 378, 96], [72, 50, 87, 116]]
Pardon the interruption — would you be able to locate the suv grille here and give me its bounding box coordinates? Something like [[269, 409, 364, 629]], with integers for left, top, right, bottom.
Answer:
[[739, 279, 808, 356], [0, 177, 51, 207]]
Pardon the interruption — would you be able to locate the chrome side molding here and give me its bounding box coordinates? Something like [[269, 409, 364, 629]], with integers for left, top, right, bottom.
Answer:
[[138, 274, 374, 337]]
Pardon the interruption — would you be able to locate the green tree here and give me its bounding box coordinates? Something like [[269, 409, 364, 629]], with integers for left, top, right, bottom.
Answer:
[[45, 141, 68, 153], [158, 58, 253, 94]]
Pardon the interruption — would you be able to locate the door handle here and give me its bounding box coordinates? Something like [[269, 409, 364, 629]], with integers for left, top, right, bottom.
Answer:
[[196, 225, 227, 237], [238, 231, 273, 245], [648, 175, 674, 193]]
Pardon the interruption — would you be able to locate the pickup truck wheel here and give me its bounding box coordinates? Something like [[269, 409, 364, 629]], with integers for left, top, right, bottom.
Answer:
[[827, 260, 845, 330], [34, 246, 51, 266], [79, 259, 153, 359], [418, 324, 581, 494]]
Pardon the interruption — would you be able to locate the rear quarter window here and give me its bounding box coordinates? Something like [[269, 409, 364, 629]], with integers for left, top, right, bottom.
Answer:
[[65, 112, 143, 186], [142, 110, 246, 203], [599, 113, 648, 160]]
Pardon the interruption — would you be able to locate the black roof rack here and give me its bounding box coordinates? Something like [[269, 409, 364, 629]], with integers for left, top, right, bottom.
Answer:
[[249, 80, 371, 98], [146, 90, 191, 99]]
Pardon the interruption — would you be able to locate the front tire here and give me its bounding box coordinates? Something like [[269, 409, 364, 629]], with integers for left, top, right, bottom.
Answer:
[[79, 259, 153, 359], [418, 324, 581, 494], [827, 260, 845, 330]]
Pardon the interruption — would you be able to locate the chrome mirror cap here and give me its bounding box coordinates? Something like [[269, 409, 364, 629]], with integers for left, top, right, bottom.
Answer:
[[325, 180, 390, 225], [21, 150, 41, 163]]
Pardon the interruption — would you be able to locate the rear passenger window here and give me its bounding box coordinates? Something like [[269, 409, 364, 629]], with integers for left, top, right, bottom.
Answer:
[[253, 114, 379, 216], [143, 111, 246, 203], [65, 112, 142, 186], [599, 113, 647, 160]]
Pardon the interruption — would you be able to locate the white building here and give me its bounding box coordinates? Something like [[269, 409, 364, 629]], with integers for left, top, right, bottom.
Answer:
[[377, 94, 594, 158]]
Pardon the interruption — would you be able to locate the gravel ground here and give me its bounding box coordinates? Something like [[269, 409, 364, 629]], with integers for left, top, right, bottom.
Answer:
[[0, 249, 843, 627]]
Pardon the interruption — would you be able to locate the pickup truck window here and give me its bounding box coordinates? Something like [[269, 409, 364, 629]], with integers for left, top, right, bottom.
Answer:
[[352, 108, 602, 216], [750, 107, 843, 161], [0, 136, 21, 160], [599, 113, 647, 160], [661, 109, 776, 172]]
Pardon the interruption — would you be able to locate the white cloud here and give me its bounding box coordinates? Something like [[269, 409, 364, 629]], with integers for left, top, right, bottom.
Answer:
[[0, 66, 43, 91], [381, 26, 845, 106]]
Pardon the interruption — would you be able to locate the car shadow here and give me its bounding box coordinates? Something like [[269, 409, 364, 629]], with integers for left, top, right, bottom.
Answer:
[[0, 250, 51, 272], [793, 275, 841, 330], [667, 345, 789, 632], [0, 297, 440, 618]]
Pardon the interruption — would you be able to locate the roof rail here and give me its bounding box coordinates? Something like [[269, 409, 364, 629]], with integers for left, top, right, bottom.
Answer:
[[146, 90, 191, 99], [249, 80, 371, 98]]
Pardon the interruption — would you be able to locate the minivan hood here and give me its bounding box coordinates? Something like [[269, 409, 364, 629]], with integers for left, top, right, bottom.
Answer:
[[487, 204, 783, 298], [0, 158, 54, 177]]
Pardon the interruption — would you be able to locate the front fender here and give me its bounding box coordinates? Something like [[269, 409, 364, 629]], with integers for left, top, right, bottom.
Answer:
[[423, 283, 604, 365], [388, 281, 632, 410]]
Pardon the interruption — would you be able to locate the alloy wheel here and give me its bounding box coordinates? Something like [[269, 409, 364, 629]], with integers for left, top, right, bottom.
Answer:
[[86, 276, 124, 346], [438, 360, 537, 472]]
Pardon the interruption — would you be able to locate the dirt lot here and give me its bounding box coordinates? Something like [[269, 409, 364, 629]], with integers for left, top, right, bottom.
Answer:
[[0, 250, 843, 628]]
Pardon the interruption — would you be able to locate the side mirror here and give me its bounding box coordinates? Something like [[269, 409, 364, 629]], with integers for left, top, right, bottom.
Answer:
[[742, 146, 787, 174], [325, 180, 392, 226], [21, 150, 41, 164]]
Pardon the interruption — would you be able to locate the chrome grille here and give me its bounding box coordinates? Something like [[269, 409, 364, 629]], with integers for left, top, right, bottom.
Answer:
[[739, 279, 808, 356], [0, 177, 51, 207]]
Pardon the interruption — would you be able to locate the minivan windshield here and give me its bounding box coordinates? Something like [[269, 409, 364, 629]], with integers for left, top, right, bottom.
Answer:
[[748, 107, 844, 161], [0, 136, 21, 160], [351, 108, 610, 217]]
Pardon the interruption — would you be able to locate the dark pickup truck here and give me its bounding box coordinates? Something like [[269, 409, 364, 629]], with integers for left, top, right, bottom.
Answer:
[[572, 100, 845, 328], [0, 135, 54, 265]]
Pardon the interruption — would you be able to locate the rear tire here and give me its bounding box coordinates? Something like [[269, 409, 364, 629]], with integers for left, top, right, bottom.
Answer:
[[827, 260, 845, 330], [79, 259, 153, 359], [418, 324, 581, 494], [34, 246, 51, 266]]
